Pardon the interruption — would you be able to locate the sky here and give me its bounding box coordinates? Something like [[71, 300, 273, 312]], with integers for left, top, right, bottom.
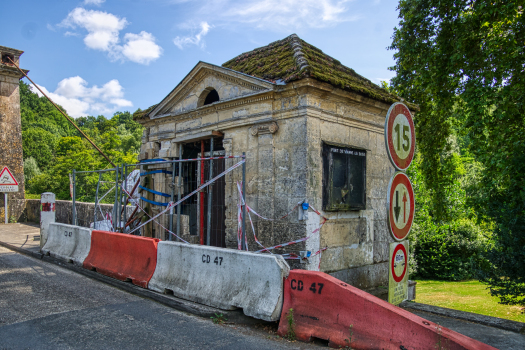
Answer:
[[1, 0, 401, 119]]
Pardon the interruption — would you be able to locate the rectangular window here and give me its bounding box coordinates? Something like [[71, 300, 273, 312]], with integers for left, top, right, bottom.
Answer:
[[322, 142, 366, 211]]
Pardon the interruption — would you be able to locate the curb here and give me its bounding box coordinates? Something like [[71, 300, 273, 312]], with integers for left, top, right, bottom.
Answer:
[[400, 301, 525, 335], [0, 240, 268, 326]]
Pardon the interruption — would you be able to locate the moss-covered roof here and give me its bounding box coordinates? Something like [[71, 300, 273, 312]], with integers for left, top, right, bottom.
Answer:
[[133, 104, 158, 121], [222, 34, 404, 105]]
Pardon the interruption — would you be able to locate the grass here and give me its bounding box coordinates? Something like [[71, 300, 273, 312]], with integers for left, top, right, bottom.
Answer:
[[415, 280, 525, 323], [25, 193, 40, 199]]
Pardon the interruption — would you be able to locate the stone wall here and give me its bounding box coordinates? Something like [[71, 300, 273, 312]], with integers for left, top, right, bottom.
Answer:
[[0, 46, 26, 222], [20, 199, 120, 228], [304, 93, 396, 289]]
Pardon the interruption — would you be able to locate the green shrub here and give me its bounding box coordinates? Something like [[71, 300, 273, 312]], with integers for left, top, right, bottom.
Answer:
[[412, 219, 491, 281]]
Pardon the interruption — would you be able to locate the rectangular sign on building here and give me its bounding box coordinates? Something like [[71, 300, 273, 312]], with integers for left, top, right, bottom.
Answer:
[[388, 240, 409, 305], [0, 167, 19, 192]]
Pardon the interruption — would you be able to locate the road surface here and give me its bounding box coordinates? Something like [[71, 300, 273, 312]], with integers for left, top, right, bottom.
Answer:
[[0, 246, 316, 350]]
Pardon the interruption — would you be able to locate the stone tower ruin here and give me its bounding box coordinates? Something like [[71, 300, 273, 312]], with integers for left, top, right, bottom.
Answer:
[[0, 46, 27, 222]]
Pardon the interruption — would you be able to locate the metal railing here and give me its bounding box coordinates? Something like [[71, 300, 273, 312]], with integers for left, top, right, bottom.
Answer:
[[71, 154, 247, 249]]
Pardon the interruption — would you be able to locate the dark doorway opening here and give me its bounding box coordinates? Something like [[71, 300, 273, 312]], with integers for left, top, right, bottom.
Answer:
[[181, 138, 226, 247]]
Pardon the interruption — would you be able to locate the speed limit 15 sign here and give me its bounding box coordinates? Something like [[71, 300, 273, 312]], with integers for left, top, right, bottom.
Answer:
[[384, 102, 415, 171]]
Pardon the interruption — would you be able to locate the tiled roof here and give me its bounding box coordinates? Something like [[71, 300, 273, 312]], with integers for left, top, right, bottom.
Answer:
[[222, 34, 403, 105], [136, 34, 414, 121]]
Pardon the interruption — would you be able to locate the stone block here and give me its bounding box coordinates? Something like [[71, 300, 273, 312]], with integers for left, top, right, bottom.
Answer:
[[348, 128, 370, 150], [320, 247, 344, 272], [329, 261, 389, 290], [177, 118, 201, 132], [319, 120, 349, 145], [373, 240, 390, 263], [291, 145, 307, 171], [343, 242, 373, 268]]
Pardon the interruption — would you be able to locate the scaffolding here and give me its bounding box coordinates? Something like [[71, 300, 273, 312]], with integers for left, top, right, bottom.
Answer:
[[71, 154, 247, 249]]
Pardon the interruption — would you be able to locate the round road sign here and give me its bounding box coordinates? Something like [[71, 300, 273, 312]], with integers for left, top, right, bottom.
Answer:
[[387, 172, 415, 241], [391, 243, 407, 283], [384, 102, 415, 171]]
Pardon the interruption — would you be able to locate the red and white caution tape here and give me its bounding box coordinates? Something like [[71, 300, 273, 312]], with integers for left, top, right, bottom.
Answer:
[[236, 181, 271, 253], [235, 181, 330, 255], [254, 236, 310, 254]]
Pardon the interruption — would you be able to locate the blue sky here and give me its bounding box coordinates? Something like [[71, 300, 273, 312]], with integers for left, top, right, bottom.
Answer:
[[1, 0, 400, 118]]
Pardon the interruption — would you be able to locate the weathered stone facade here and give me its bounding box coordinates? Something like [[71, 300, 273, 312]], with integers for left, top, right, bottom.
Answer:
[[135, 36, 412, 289], [0, 46, 26, 222]]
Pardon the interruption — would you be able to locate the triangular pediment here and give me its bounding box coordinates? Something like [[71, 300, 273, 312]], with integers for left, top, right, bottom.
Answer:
[[148, 62, 275, 119]]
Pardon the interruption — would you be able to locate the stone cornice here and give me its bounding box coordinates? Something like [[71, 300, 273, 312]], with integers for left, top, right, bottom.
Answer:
[[0, 46, 24, 56], [0, 65, 27, 79], [149, 62, 275, 118], [285, 78, 395, 115], [143, 90, 275, 125], [146, 100, 384, 142]]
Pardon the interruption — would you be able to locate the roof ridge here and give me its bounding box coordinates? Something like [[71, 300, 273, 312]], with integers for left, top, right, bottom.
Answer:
[[289, 34, 309, 72]]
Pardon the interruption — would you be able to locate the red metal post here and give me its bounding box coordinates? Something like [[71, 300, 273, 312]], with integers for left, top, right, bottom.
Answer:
[[199, 140, 205, 245]]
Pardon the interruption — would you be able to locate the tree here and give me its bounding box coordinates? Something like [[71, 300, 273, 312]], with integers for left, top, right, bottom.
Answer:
[[390, 1, 525, 304], [23, 157, 41, 183], [19, 80, 144, 203], [22, 128, 58, 169]]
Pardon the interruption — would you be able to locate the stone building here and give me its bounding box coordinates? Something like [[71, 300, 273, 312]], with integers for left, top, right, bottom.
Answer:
[[0, 46, 27, 222], [134, 34, 413, 290]]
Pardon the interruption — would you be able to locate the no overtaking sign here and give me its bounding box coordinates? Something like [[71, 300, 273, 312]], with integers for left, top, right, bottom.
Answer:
[[387, 172, 415, 241]]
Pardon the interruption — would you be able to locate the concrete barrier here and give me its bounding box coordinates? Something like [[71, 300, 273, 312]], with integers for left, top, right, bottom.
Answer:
[[149, 241, 290, 321], [41, 223, 92, 266], [277, 270, 496, 349], [83, 230, 159, 288]]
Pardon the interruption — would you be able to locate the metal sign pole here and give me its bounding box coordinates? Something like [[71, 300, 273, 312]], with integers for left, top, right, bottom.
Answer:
[[94, 173, 101, 230], [206, 138, 214, 246], [123, 164, 128, 228], [118, 165, 125, 232], [242, 152, 246, 250], [169, 161, 176, 241], [176, 147, 182, 242], [72, 170, 76, 226], [4, 193, 7, 224], [113, 166, 119, 231]]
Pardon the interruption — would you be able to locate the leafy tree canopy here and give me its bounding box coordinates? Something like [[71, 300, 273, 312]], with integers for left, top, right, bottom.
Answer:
[[391, 1, 524, 305], [19, 80, 144, 203]]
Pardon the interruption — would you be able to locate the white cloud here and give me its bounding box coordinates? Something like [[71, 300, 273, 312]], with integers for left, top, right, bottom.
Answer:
[[64, 31, 80, 37], [61, 7, 127, 51], [31, 77, 132, 118], [121, 31, 163, 64], [196, 0, 356, 31], [84, 0, 105, 5], [173, 22, 211, 50], [59, 7, 162, 64]]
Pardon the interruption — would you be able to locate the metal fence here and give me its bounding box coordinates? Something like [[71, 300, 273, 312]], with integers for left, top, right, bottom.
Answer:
[[71, 153, 246, 249], [72, 167, 119, 229]]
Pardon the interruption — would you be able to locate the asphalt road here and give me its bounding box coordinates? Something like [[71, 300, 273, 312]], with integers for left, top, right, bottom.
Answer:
[[0, 246, 317, 350], [1, 223, 523, 350], [407, 310, 525, 350]]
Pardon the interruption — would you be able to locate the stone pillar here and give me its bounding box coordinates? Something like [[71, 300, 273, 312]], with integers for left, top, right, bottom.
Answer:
[[0, 46, 27, 222], [40, 192, 56, 249]]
